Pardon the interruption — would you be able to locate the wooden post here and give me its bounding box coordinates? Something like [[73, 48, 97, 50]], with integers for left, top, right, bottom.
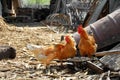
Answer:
[[87, 0, 108, 25], [11, 0, 19, 17]]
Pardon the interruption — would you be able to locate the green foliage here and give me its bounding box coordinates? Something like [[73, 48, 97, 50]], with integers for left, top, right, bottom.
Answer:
[[28, 0, 50, 5]]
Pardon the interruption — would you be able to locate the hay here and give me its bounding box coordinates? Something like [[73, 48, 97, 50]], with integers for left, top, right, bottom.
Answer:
[[0, 20, 64, 57], [0, 17, 9, 31]]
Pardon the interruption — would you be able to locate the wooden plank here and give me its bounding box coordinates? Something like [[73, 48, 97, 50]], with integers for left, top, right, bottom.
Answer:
[[86, 61, 104, 74], [87, 0, 108, 25], [83, 0, 98, 27], [98, 43, 120, 71], [95, 50, 120, 57], [109, 0, 115, 13], [109, 0, 120, 13], [100, 53, 120, 71], [95, 43, 120, 57]]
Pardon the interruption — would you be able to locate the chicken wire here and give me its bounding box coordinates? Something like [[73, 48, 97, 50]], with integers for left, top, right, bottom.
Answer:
[[46, 0, 96, 32]]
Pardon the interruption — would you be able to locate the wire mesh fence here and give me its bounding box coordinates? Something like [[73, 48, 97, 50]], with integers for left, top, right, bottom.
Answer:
[[46, 0, 98, 32]]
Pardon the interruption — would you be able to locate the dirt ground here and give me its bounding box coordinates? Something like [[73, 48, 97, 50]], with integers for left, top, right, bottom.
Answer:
[[0, 19, 103, 80]]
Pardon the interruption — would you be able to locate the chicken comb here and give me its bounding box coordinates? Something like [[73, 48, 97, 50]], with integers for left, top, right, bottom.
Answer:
[[65, 35, 70, 42], [77, 25, 83, 34]]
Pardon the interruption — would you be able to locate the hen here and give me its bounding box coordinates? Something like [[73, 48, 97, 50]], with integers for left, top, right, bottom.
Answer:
[[77, 25, 97, 57], [30, 35, 76, 66], [55, 35, 76, 62]]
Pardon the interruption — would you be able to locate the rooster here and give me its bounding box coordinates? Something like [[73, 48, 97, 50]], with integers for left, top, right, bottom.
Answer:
[[77, 25, 97, 57], [30, 35, 76, 66]]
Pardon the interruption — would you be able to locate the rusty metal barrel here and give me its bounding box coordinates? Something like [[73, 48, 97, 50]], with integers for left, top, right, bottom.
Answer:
[[73, 8, 120, 50]]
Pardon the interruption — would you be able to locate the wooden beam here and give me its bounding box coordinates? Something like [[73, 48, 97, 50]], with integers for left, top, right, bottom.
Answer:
[[87, 0, 108, 25]]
